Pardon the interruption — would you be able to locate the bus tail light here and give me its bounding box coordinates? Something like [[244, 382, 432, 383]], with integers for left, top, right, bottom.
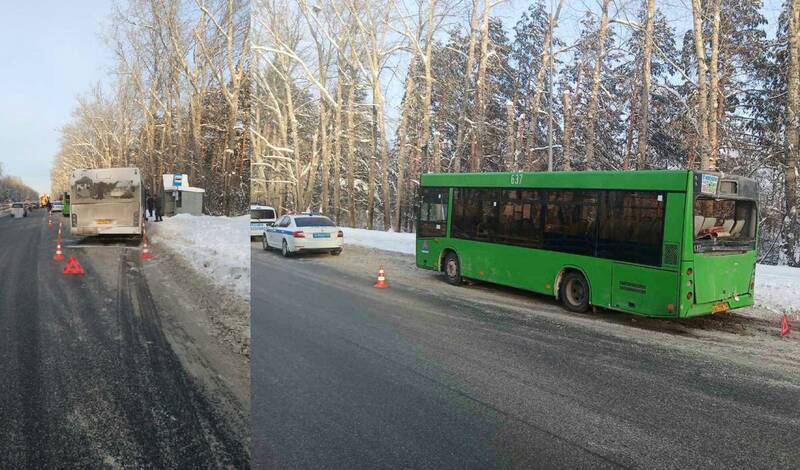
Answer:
[[337, 230, 344, 238], [687, 292, 693, 300], [667, 304, 675, 313], [293, 230, 305, 238]]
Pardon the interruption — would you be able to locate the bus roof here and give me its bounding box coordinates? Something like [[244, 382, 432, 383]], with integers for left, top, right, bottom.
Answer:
[[420, 170, 692, 192]]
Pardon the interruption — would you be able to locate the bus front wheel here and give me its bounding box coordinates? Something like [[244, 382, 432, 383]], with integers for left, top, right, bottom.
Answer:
[[443, 252, 462, 285], [560, 271, 590, 313]]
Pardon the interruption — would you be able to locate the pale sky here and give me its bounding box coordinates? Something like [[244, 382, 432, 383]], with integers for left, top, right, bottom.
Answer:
[[0, 0, 114, 194]]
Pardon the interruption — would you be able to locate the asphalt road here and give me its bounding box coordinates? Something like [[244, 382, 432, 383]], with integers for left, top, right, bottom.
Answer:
[[0, 210, 248, 468], [252, 243, 800, 469]]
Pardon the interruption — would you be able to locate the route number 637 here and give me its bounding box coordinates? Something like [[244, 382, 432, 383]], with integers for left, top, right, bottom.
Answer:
[[510, 173, 523, 185]]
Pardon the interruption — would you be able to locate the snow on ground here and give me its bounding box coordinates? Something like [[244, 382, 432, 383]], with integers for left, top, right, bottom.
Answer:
[[342, 227, 416, 255], [754, 264, 800, 319], [148, 214, 249, 300], [342, 228, 800, 319]]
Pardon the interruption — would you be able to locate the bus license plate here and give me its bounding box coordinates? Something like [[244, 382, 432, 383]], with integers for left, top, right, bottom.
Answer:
[[712, 302, 729, 314], [313, 232, 330, 238], [96, 219, 113, 225]]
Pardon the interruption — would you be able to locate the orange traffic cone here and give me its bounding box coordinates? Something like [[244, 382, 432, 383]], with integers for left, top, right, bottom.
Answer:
[[63, 256, 85, 275], [374, 265, 388, 289], [780, 313, 791, 337], [53, 241, 65, 261], [140, 231, 154, 260], [53, 223, 65, 261]]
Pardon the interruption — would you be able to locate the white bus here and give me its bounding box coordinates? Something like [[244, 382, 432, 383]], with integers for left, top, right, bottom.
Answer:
[[69, 167, 144, 236]]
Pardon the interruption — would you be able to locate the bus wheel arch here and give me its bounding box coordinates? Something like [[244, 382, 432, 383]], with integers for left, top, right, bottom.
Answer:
[[554, 267, 592, 313]]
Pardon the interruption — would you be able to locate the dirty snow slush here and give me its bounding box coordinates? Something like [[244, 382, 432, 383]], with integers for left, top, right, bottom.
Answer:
[[0, 210, 248, 467]]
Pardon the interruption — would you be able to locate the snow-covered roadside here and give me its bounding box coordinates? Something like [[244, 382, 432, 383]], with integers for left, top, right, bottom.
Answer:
[[754, 264, 800, 319], [342, 227, 415, 255], [148, 214, 249, 300], [342, 228, 800, 320]]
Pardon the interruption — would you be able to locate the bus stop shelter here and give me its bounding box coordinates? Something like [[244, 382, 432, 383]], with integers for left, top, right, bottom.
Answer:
[[162, 174, 205, 216]]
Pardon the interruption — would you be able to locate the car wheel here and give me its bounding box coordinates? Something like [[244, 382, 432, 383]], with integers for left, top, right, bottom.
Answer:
[[560, 271, 590, 313], [262, 236, 269, 251], [281, 240, 291, 257], [443, 252, 462, 285], [331, 248, 342, 256]]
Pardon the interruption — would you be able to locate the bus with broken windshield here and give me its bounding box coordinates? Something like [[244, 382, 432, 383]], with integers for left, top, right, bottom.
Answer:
[[416, 170, 758, 318], [69, 167, 144, 237]]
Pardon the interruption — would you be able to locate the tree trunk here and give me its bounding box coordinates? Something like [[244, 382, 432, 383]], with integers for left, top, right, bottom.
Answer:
[[583, 0, 610, 167], [505, 100, 515, 170], [636, 0, 656, 168], [691, 0, 711, 169], [472, 0, 491, 171], [707, 0, 722, 170], [562, 90, 573, 170], [453, 0, 479, 173], [393, 60, 415, 232], [528, 0, 564, 168], [784, 0, 800, 265]]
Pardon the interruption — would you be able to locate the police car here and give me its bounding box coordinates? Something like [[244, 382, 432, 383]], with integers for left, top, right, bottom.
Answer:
[[250, 204, 277, 238], [262, 213, 343, 256]]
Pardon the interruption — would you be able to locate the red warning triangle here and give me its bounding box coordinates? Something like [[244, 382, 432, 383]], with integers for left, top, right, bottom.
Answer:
[[63, 256, 85, 275]]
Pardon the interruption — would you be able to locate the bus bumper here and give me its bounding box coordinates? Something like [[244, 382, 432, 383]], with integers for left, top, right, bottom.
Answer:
[[682, 293, 754, 318]]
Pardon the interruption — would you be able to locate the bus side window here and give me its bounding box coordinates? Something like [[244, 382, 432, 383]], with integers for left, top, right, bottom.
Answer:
[[596, 191, 664, 265], [419, 187, 448, 237]]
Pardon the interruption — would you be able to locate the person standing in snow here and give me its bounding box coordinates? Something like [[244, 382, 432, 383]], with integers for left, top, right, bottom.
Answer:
[[154, 194, 163, 222], [146, 194, 155, 220]]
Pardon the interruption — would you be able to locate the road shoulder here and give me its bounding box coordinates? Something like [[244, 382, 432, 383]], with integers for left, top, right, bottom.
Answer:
[[141, 239, 250, 448]]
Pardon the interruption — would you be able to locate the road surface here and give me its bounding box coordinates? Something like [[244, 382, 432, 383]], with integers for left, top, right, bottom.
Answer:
[[252, 242, 800, 469], [0, 210, 248, 468]]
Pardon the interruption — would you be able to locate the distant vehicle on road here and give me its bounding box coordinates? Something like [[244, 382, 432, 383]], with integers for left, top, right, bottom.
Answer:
[[62, 191, 71, 217], [250, 204, 277, 238], [263, 213, 343, 256], [11, 202, 27, 218], [50, 200, 63, 213], [416, 170, 758, 318], [69, 167, 144, 237]]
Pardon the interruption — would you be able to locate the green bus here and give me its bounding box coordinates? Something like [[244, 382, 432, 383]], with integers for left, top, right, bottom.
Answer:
[[62, 191, 71, 217], [416, 170, 758, 318]]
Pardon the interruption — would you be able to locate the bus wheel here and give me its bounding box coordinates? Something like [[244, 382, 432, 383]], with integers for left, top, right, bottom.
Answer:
[[443, 252, 462, 285], [560, 271, 590, 313]]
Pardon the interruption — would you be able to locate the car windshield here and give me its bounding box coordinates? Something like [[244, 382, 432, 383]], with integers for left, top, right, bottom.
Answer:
[[251, 209, 275, 220], [694, 197, 756, 250], [295, 216, 335, 227], [12, 203, 23, 208]]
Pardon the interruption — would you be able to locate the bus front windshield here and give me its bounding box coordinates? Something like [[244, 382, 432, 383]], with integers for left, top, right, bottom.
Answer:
[[693, 197, 756, 251]]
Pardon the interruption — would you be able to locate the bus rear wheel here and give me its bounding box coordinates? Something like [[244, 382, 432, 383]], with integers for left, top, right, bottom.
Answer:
[[560, 271, 590, 313], [443, 252, 462, 285]]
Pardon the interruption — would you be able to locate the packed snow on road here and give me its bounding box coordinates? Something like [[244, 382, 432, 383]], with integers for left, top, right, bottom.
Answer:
[[149, 214, 249, 299], [342, 228, 800, 320]]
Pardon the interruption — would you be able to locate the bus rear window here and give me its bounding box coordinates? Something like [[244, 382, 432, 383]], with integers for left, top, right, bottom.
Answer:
[[693, 198, 756, 246]]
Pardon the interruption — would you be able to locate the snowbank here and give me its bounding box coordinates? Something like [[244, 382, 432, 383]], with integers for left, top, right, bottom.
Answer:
[[342, 227, 416, 255], [341, 228, 800, 319], [754, 264, 800, 318], [148, 214, 249, 300]]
